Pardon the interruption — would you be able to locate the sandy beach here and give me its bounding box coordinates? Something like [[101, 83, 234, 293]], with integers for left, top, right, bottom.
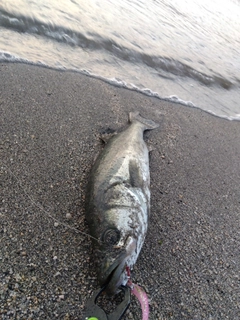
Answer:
[[1, 62, 240, 319]]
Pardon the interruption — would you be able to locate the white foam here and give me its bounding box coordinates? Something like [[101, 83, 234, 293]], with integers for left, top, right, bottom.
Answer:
[[1, 52, 239, 121], [0, 51, 47, 67], [80, 73, 240, 121], [94, 75, 199, 109]]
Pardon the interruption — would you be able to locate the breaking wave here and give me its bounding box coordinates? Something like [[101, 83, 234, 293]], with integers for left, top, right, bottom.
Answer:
[[0, 0, 240, 120]]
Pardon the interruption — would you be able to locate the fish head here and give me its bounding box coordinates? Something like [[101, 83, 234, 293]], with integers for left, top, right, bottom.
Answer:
[[96, 225, 137, 296]]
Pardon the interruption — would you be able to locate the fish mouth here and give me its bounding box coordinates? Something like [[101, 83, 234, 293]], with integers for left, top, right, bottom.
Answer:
[[99, 251, 128, 296], [98, 237, 137, 296]]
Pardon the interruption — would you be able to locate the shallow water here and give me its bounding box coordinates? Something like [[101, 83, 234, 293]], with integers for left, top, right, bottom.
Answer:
[[0, 0, 240, 120]]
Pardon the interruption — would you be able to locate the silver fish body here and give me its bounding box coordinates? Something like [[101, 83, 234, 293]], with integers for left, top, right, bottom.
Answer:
[[85, 111, 159, 295]]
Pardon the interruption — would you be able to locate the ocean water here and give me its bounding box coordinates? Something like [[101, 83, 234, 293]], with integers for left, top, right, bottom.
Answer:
[[0, 0, 240, 120]]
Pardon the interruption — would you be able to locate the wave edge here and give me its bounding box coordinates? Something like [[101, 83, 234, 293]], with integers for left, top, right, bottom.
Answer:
[[1, 53, 239, 121], [0, 7, 235, 90]]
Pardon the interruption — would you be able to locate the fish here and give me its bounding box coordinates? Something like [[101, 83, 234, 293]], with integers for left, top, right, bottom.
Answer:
[[85, 111, 159, 295]]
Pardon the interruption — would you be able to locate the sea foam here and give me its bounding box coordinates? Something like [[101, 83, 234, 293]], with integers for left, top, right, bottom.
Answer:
[[1, 51, 239, 121]]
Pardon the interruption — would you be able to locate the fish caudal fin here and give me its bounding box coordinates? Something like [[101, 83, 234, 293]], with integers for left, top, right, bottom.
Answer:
[[129, 111, 159, 130]]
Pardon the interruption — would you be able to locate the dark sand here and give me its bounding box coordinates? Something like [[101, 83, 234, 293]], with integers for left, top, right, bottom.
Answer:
[[1, 63, 240, 320]]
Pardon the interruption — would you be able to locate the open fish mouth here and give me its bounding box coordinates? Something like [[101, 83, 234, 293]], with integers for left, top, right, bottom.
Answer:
[[98, 237, 137, 295], [99, 251, 128, 296]]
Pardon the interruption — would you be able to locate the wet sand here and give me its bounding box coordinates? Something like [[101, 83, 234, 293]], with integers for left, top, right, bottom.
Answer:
[[1, 62, 240, 319]]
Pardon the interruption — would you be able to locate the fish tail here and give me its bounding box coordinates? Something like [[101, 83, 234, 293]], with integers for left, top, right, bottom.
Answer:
[[129, 111, 159, 130]]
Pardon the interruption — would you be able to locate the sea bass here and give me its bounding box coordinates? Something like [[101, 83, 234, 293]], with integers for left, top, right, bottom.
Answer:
[[85, 111, 159, 295]]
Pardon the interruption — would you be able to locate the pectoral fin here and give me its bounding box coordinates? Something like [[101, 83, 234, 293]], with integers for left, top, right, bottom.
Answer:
[[129, 159, 143, 188]]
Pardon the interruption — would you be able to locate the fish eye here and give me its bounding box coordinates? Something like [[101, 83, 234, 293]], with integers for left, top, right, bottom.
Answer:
[[102, 228, 120, 245]]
